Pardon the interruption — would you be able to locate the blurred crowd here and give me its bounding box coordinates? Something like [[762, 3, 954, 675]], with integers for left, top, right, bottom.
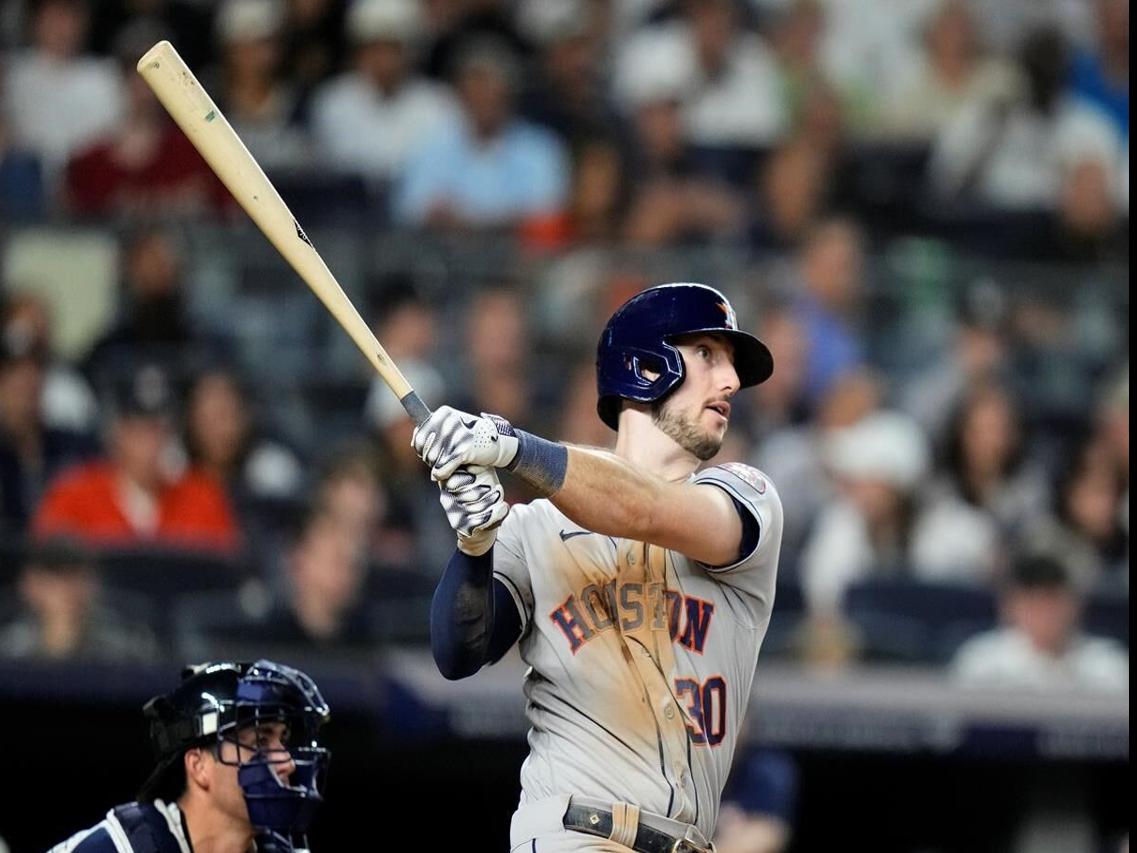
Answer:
[[0, 0, 1129, 701]]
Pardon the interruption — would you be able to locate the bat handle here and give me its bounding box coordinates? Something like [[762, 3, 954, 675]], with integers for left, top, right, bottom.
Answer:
[[400, 391, 432, 427]]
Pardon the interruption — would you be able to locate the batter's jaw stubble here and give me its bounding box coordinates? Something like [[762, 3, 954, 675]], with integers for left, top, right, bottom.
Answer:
[[651, 398, 724, 461]]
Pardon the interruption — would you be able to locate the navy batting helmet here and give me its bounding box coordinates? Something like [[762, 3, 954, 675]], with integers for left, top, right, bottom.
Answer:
[[596, 283, 773, 429], [139, 660, 330, 850]]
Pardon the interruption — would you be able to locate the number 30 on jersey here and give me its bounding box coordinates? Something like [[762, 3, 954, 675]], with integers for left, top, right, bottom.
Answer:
[[674, 676, 727, 746]]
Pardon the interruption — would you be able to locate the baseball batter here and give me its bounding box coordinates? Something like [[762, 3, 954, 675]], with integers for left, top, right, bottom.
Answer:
[[414, 283, 782, 852]]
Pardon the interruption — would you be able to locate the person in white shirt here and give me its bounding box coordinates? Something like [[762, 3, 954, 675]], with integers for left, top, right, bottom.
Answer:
[[614, 0, 786, 148], [928, 26, 1123, 209], [309, 0, 457, 185], [952, 552, 1128, 691], [2, 0, 123, 188], [875, 0, 1019, 142]]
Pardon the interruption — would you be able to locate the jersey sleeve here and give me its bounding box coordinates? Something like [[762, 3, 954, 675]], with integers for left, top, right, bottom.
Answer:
[[692, 463, 783, 600], [492, 504, 535, 636]]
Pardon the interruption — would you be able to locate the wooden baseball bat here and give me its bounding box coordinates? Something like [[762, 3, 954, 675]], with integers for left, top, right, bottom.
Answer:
[[136, 40, 430, 426]]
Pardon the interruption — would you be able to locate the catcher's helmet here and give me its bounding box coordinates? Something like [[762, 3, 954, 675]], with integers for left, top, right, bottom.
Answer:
[[139, 660, 330, 850], [596, 283, 773, 429]]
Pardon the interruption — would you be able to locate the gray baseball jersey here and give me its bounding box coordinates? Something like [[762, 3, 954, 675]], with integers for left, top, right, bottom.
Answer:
[[493, 462, 783, 840]]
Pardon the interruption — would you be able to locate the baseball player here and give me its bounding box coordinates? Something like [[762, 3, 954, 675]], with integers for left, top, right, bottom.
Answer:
[[48, 659, 331, 853], [414, 283, 783, 852]]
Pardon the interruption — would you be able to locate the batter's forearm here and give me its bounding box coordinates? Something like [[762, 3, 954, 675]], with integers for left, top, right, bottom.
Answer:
[[548, 447, 664, 540]]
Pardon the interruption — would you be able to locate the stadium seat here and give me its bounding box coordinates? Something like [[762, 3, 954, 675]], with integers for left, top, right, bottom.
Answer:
[[844, 578, 998, 664], [1083, 591, 1129, 646], [762, 579, 805, 658], [364, 565, 437, 646], [97, 546, 250, 616]]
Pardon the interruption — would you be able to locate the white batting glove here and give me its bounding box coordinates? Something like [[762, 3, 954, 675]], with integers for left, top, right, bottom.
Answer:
[[438, 465, 509, 556], [412, 406, 520, 481]]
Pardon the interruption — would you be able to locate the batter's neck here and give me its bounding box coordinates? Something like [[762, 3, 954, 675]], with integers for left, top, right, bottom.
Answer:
[[614, 414, 701, 483]]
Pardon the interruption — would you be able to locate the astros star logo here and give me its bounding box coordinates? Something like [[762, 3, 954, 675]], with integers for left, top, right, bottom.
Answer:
[[716, 301, 737, 329]]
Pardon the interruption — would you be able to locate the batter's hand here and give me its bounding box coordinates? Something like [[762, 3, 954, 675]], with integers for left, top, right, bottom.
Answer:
[[412, 406, 519, 481], [438, 465, 509, 556]]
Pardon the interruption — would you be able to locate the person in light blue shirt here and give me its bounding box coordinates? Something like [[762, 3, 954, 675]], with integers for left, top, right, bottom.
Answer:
[[394, 36, 569, 229]]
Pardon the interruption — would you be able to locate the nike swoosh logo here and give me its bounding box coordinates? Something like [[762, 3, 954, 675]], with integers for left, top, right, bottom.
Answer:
[[461, 416, 498, 441], [559, 529, 593, 542]]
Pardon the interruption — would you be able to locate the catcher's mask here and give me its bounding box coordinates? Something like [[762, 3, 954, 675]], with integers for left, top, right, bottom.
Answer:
[[140, 659, 331, 850]]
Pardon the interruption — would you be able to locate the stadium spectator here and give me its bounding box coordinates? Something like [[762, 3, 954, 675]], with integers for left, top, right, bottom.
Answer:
[[0, 319, 97, 536], [749, 137, 831, 250], [615, 0, 785, 148], [364, 362, 454, 572], [876, 0, 1018, 142], [421, 0, 529, 83], [0, 536, 158, 662], [281, 0, 347, 94], [85, 0, 214, 70], [84, 228, 228, 389], [787, 219, 867, 408], [309, 0, 457, 186], [1047, 437, 1129, 590], [1, 0, 124, 189], [1, 292, 99, 434], [901, 279, 1010, 442], [616, 37, 746, 246], [555, 358, 614, 449], [754, 368, 883, 565], [800, 410, 931, 616], [767, 0, 827, 125], [747, 307, 812, 444], [911, 383, 1049, 583], [211, 0, 310, 172], [951, 552, 1128, 691], [364, 274, 439, 377], [1046, 157, 1128, 263], [394, 36, 569, 230], [516, 0, 613, 148], [550, 137, 625, 247], [32, 364, 239, 554], [312, 444, 385, 562], [1068, 0, 1128, 142], [183, 365, 303, 515], [63, 21, 230, 219], [1093, 369, 1128, 505], [928, 26, 1124, 209], [225, 508, 374, 653], [453, 287, 533, 424]]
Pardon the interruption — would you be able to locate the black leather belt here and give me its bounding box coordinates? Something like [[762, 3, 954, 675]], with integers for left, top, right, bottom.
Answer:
[[563, 804, 711, 853]]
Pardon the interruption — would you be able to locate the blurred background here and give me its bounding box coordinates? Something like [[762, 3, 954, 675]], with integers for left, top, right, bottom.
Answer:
[[0, 0, 1127, 850]]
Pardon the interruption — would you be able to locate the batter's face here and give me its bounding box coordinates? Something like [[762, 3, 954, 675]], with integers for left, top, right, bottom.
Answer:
[[653, 334, 740, 460]]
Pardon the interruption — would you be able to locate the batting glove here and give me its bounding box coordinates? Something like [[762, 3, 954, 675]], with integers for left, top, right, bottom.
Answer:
[[413, 406, 519, 481], [439, 465, 509, 556]]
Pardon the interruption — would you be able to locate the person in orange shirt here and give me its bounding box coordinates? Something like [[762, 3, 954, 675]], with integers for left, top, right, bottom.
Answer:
[[33, 364, 239, 554]]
